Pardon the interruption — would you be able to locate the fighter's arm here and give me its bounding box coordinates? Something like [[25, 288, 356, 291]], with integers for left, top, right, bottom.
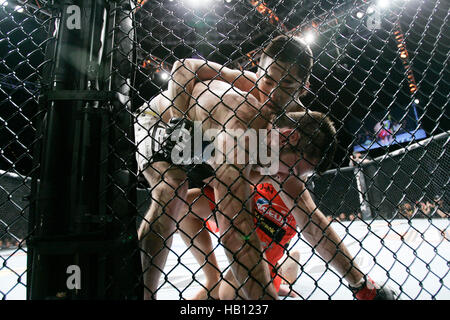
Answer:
[[166, 59, 257, 118], [270, 174, 365, 287]]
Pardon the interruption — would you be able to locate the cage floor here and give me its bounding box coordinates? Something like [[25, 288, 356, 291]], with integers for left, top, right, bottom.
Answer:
[[1, 219, 449, 300]]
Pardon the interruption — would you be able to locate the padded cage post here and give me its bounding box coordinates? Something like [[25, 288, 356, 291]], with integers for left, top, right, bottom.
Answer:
[[28, 0, 141, 299]]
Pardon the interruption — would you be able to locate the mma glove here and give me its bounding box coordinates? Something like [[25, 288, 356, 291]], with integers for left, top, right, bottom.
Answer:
[[155, 117, 215, 184], [162, 117, 194, 162], [349, 277, 399, 300]]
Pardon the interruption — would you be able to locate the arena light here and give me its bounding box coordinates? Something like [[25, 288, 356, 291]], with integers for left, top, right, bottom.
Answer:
[[302, 31, 316, 45], [159, 71, 170, 81], [367, 6, 376, 15], [249, 0, 285, 29], [184, 0, 213, 8], [377, 0, 389, 9], [414, 99, 420, 104], [14, 5, 24, 13], [1, 0, 8, 7], [356, 11, 364, 19]]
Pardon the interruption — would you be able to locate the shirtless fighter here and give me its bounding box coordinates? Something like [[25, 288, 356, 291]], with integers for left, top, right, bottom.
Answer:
[[135, 35, 312, 299], [135, 34, 397, 300], [177, 112, 398, 300]]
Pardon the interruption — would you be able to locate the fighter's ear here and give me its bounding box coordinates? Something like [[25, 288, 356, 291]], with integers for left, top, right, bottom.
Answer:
[[279, 128, 300, 147], [305, 80, 310, 90]]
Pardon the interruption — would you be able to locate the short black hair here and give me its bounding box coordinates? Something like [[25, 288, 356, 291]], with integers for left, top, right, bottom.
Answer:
[[261, 35, 313, 83], [274, 111, 337, 174]]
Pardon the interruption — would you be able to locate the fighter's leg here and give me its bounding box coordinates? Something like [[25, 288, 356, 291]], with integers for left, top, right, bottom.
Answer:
[[278, 250, 300, 298], [219, 254, 302, 299], [177, 188, 221, 300], [138, 162, 188, 300], [135, 93, 194, 299]]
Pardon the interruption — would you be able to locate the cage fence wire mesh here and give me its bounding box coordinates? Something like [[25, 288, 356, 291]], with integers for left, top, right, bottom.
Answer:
[[0, 0, 448, 300], [0, 0, 54, 299]]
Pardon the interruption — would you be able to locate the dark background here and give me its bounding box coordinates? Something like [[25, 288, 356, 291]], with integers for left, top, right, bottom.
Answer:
[[0, 0, 448, 175]]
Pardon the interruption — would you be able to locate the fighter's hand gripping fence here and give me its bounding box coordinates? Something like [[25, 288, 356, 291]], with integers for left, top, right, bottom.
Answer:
[[0, 0, 448, 300]]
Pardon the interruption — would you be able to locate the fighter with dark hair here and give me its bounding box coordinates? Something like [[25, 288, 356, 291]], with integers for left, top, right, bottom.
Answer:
[[135, 35, 314, 299], [177, 111, 397, 300], [135, 34, 397, 300]]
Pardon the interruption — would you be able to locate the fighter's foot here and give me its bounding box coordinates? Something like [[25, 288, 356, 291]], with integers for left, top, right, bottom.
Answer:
[[280, 250, 301, 284]]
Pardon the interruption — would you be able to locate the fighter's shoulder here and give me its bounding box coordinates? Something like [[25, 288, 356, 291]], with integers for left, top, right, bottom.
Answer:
[[206, 79, 255, 99]]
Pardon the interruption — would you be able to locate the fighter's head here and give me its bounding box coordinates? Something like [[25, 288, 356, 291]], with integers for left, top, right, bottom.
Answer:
[[268, 111, 337, 176], [256, 35, 313, 113]]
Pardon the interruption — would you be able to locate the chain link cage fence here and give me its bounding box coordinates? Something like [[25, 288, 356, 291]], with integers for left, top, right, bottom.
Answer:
[[1, 0, 49, 298], [0, 0, 448, 300]]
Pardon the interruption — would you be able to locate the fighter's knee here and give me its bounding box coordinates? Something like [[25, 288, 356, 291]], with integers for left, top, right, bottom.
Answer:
[[219, 279, 237, 300]]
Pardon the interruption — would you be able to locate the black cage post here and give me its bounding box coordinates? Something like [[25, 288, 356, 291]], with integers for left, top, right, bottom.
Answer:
[[28, 0, 141, 299], [101, 0, 142, 299]]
